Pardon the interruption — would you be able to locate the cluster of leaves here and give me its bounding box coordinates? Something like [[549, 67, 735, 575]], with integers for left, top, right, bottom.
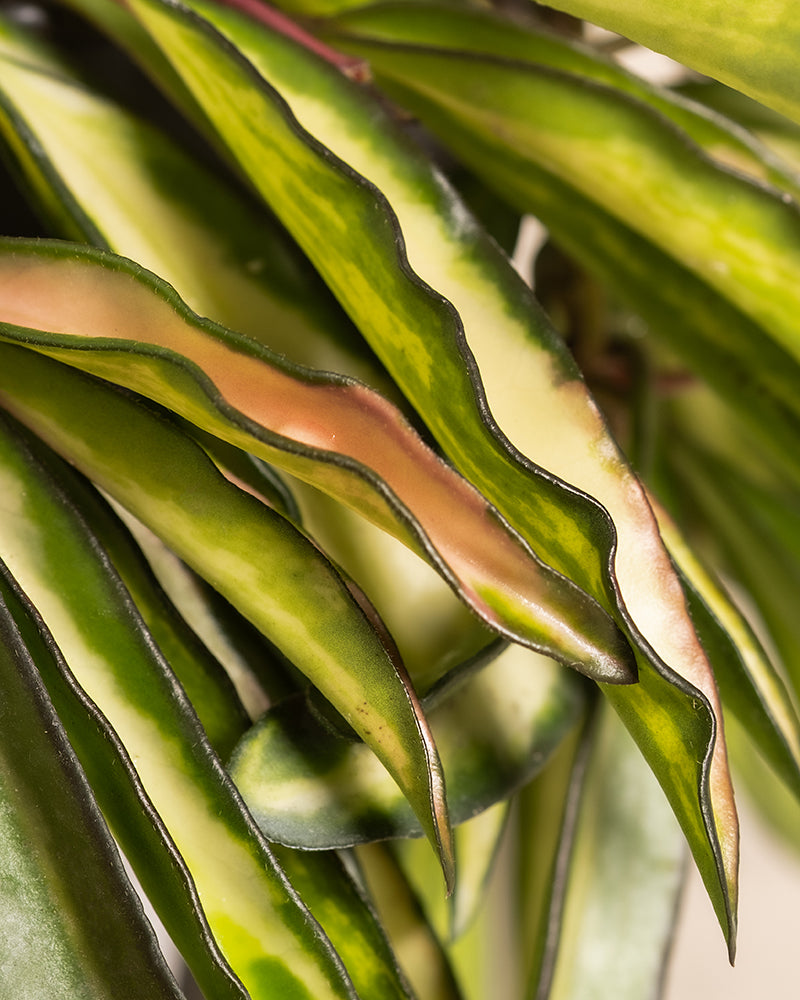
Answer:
[[1, 0, 800, 996]]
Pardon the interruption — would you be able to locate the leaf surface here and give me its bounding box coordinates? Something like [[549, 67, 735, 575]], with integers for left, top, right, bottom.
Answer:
[[0, 238, 631, 686], [530, 0, 800, 126], [524, 704, 686, 998], [322, 1, 800, 195], [0, 407, 365, 1000], [318, 6, 800, 486], [123, 0, 743, 947], [0, 340, 453, 890], [272, 845, 416, 1000], [355, 844, 465, 1000], [0, 10, 389, 388], [324, 11, 800, 387], [655, 498, 800, 805], [0, 562, 185, 1000], [231, 642, 586, 846]]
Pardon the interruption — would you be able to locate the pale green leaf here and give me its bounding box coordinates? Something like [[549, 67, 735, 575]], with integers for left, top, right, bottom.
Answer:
[[354, 843, 465, 1000], [534, 0, 800, 126], [230, 642, 586, 846], [394, 799, 511, 943], [214, 4, 750, 942], [322, 1, 800, 195], [273, 845, 417, 1000], [319, 5, 800, 487], [654, 497, 800, 804], [526, 703, 686, 998], [667, 426, 800, 710]]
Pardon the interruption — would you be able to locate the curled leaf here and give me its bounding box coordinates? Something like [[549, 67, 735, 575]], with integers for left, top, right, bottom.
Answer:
[[0, 340, 453, 886], [231, 642, 586, 847], [0, 238, 634, 685]]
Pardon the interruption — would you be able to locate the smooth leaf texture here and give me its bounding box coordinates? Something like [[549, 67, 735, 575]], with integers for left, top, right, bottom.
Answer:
[[1, 422, 418, 1000], [524, 703, 685, 1000], [680, 79, 800, 176], [0, 238, 633, 687], [0, 407, 366, 1000], [0, 337, 454, 886], [110, 508, 298, 716], [393, 799, 511, 944], [317, 6, 800, 488], [536, 0, 800, 126], [354, 844, 465, 1000], [230, 642, 586, 847], [285, 474, 494, 695], [0, 563, 185, 1000], [515, 727, 586, 996], [272, 845, 416, 1000], [667, 429, 800, 710], [40, 446, 252, 758], [124, 0, 741, 946]]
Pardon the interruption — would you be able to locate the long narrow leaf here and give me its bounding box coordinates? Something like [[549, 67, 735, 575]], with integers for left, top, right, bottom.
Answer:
[[0, 339, 454, 883], [0, 563, 186, 1000], [524, 703, 686, 999], [120, 0, 739, 947], [354, 844, 465, 1000], [0, 238, 632, 685], [324, 17, 800, 392], [321, 1, 800, 195], [668, 430, 800, 707], [654, 499, 800, 803], [230, 642, 586, 847], [0, 11, 392, 390], [272, 845, 417, 1000], [47, 451, 252, 758], [318, 5, 800, 487], [0, 407, 366, 1000], [532, 0, 800, 126]]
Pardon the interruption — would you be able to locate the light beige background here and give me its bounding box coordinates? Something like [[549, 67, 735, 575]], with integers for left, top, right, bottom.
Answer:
[[664, 800, 800, 998]]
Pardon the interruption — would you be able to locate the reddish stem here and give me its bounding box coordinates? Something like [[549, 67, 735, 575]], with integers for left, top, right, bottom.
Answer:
[[212, 0, 371, 79]]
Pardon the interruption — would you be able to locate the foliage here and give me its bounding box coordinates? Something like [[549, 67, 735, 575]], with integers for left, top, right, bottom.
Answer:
[[0, 0, 798, 996]]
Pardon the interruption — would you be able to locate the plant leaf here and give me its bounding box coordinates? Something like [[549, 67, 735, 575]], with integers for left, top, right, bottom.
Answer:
[[273, 845, 417, 1000], [111, 511, 295, 716], [354, 843, 465, 1000], [45, 448, 252, 758], [666, 424, 800, 710], [524, 702, 687, 998], [0, 417, 419, 1000], [680, 79, 800, 176], [321, 1, 800, 195], [528, 0, 800, 126], [0, 237, 632, 686], [125, 0, 741, 948], [654, 497, 800, 804], [230, 642, 586, 846], [0, 561, 186, 1000], [0, 339, 454, 886], [322, 9, 800, 408], [285, 474, 494, 695], [318, 5, 800, 487], [394, 799, 511, 943], [0, 10, 392, 390], [6, 0, 740, 950], [0, 406, 369, 1000]]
